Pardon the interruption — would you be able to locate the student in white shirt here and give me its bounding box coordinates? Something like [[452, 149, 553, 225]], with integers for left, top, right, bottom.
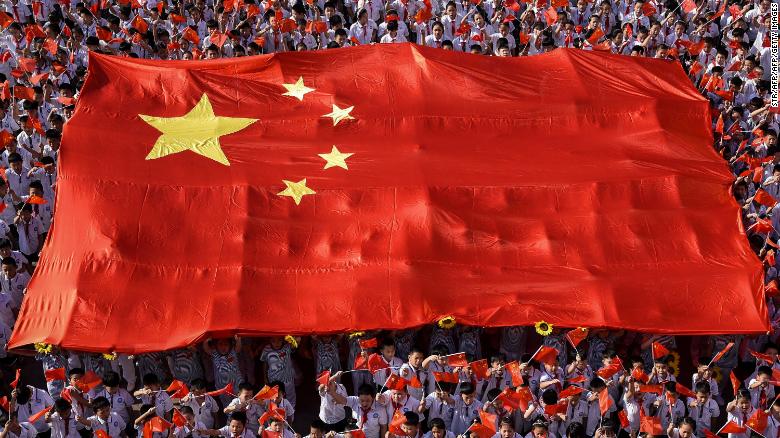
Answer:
[[441, 382, 479, 435], [88, 372, 134, 426], [181, 379, 219, 429], [316, 374, 347, 430], [132, 373, 174, 421], [328, 383, 387, 438], [45, 399, 81, 438], [725, 389, 754, 438], [748, 366, 775, 410], [0, 413, 37, 438], [13, 204, 44, 263], [76, 396, 126, 438], [688, 381, 720, 437], [0, 256, 30, 310], [198, 412, 254, 438], [423, 418, 454, 438], [172, 406, 206, 438], [224, 383, 264, 436], [667, 416, 697, 438]]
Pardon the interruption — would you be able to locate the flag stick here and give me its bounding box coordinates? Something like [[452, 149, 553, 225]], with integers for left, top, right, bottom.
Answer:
[[524, 345, 544, 366]]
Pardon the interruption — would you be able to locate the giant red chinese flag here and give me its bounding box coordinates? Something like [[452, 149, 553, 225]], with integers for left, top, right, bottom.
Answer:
[[9, 45, 767, 353]]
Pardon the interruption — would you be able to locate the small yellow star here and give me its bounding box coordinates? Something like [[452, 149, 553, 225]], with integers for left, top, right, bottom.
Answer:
[[318, 146, 354, 170], [139, 94, 257, 166], [281, 77, 315, 101], [323, 104, 355, 126], [277, 178, 316, 205]]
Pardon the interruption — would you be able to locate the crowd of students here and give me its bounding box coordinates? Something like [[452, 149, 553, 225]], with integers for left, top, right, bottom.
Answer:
[[0, 0, 778, 436]]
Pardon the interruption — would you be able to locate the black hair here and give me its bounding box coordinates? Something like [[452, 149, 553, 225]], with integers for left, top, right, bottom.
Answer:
[[229, 411, 247, 424], [429, 418, 446, 430], [459, 382, 475, 395], [91, 396, 110, 411], [142, 373, 160, 386], [101, 371, 120, 387]]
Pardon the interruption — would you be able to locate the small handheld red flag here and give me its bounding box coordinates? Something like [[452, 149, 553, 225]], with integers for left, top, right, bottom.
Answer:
[[254, 385, 279, 401], [618, 410, 630, 428], [367, 353, 387, 373], [165, 380, 186, 393], [384, 374, 407, 391], [566, 328, 588, 349], [752, 190, 778, 208], [45, 368, 66, 382], [750, 350, 775, 364], [469, 359, 490, 380], [533, 346, 559, 366], [206, 382, 234, 397], [747, 407, 768, 432], [559, 386, 584, 398], [0, 397, 8, 412], [76, 371, 102, 391], [10, 369, 21, 389], [446, 353, 469, 367], [639, 415, 662, 435], [172, 409, 186, 428], [598, 390, 612, 415], [720, 421, 747, 434], [432, 372, 459, 384], [730, 371, 740, 396], [504, 361, 523, 387], [28, 406, 51, 423], [675, 383, 695, 398], [316, 370, 331, 386], [359, 338, 377, 349], [479, 410, 497, 432], [651, 342, 670, 359]]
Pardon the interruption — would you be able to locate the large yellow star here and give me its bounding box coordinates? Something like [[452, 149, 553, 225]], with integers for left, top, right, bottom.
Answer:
[[281, 77, 315, 101], [323, 104, 355, 126], [318, 146, 354, 170], [139, 94, 258, 166], [277, 178, 316, 205]]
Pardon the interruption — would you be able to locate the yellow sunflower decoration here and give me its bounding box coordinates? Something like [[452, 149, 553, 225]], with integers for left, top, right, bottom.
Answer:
[[438, 316, 456, 329], [669, 351, 681, 368], [669, 362, 680, 378], [102, 352, 118, 361], [348, 332, 365, 339], [535, 321, 553, 336], [284, 335, 298, 349], [711, 366, 723, 383], [34, 343, 53, 354]]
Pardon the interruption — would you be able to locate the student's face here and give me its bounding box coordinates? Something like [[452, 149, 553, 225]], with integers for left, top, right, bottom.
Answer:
[[185, 413, 195, 425], [382, 345, 395, 358], [678, 424, 694, 438], [309, 428, 323, 438], [325, 6, 334, 16], [2, 264, 17, 277], [229, 420, 245, 437], [10, 160, 21, 173], [738, 398, 751, 411], [696, 392, 708, 404], [409, 352, 423, 367], [358, 13, 368, 24], [239, 389, 252, 401], [431, 427, 446, 438], [391, 390, 406, 403], [500, 425, 515, 438], [446, 5, 456, 16], [401, 424, 418, 437], [655, 363, 668, 374], [69, 374, 83, 386], [270, 337, 283, 349], [358, 394, 374, 409], [433, 26, 443, 38], [96, 407, 110, 420], [0, 248, 8, 258], [461, 392, 475, 405], [474, 14, 484, 26], [217, 339, 232, 353], [531, 427, 547, 438], [269, 422, 283, 432]]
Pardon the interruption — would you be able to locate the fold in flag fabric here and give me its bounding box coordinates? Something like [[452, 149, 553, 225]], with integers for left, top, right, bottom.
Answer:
[[720, 421, 747, 434], [597, 363, 621, 380], [533, 346, 559, 366], [172, 409, 186, 428], [747, 408, 768, 432], [44, 368, 65, 382], [750, 350, 775, 364], [254, 385, 279, 401], [316, 370, 331, 386], [640, 415, 662, 435], [468, 424, 495, 438], [651, 342, 670, 359], [384, 374, 407, 391], [388, 410, 406, 435], [8, 46, 768, 353], [76, 371, 102, 392], [407, 375, 423, 389], [675, 383, 696, 398], [166, 380, 186, 392], [469, 359, 490, 379], [206, 383, 233, 397], [367, 354, 387, 373], [504, 361, 523, 387], [358, 338, 377, 349], [632, 367, 650, 384], [0, 397, 8, 412], [566, 328, 588, 349], [568, 375, 586, 384], [346, 431, 366, 438], [258, 404, 286, 425], [618, 410, 630, 428], [730, 371, 740, 397], [28, 406, 51, 423], [559, 386, 583, 398], [478, 410, 497, 432], [598, 389, 612, 415], [10, 369, 20, 388], [446, 353, 469, 367], [432, 372, 459, 384], [638, 384, 663, 394]]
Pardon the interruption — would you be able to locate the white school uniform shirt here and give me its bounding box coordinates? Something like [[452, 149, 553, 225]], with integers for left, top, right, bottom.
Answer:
[[182, 395, 219, 429], [5, 167, 31, 197], [692, 374, 720, 399], [448, 398, 480, 435], [372, 356, 404, 386], [356, 0, 381, 21], [380, 33, 407, 43], [2, 422, 37, 438], [490, 33, 516, 54], [564, 398, 588, 429], [623, 394, 650, 432], [424, 432, 454, 438], [399, 364, 427, 401], [749, 379, 775, 409], [688, 398, 719, 437], [0, 192, 15, 224], [349, 21, 378, 45], [21, 194, 53, 232], [217, 426, 254, 438], [49, 412, 81, 438], [318, 384, 347, 424], [139, 390, 174, 419], [226, 398, 264, 434], [1, 270, 30, 310], [651, 395, 686, 430], [478, 373, 512, 402], [28, 168, 57, 200], [726, 405, 754, 438], [88, 388, 134, 424], [15, 386, 54, 432], [380, 391, 422, 424], [424, 393, 454, 429], [173, 421, 206, 438], [16, 217, 43, 256], [345, 398, 387, 438]]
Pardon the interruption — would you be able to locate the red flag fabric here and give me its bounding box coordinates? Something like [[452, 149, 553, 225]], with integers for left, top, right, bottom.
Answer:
[[568, 375, 586, 384], [559, 386, 583, 398], [747, 408, 768, 432], [640, 415, 663, 435], [384, 374, 407, 391], [721, 421, 747, 434], [10, 369, 20, 388], [96, 430, 109, 438], [468, 424, 495, 438], [165, 380, 185, 392], [172, 385, 189, 399], [566, 328, 588, 348], [598, 390, 612, 415], [45, 368, 66, 382], [446, 353, 469, 367], [28, 406, 51, 423], [533, 346, 559, 366], [504, 361, 523, 387], [651, 342, 670, 359], [596, 363, 621, 380], [388, 410, 405, 435], [730, 371, 740, 396], [76, 371, 101, 391], [637, 384, 663, 394], [359, 338, 377, 349], [675, 383, 696, 398], [407, 375, 423, 389], [172, 409, 186, 428], [206, 383, 233, 397], [479, 410, 497, 432], [750, 350, 775, 363], [60, 388, 71, 402], [0, 397, 8, 412], [618, 410, 630, 428], [367, 353, 387, 373], [7, 47, 769, 353], [316, 370, 331, 386], [254, 385, 279, 400], [469, 359, 490, 379], [13, 86, 35, 101], [432, 372, 459, 383], [150, 417, 172, 432]]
